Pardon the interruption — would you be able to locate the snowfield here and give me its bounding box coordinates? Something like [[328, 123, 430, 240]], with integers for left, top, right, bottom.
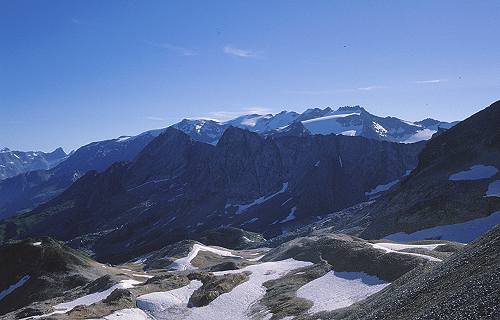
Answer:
[[167, 244, 240, 271], [138, 259, 312, 320], [137, 280, 203, 318], [401, 128, 436, 143], [302, 113, 362, 135], [52, 279, 141, 314], [448, 165, 498, 181], [384, 211, 500, 243], [91, 308, 150, 320], [296, 271, 389, 313]]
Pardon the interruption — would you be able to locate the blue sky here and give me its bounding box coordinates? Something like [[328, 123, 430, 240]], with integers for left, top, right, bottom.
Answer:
[[1, 0, 499, 152]]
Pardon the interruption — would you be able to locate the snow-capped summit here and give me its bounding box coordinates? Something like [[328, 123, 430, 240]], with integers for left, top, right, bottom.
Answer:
[[172, 119, 227, 144], [0, 147, 68, 181], [223, 111, 300, 133], [171, 106, 457, 145]]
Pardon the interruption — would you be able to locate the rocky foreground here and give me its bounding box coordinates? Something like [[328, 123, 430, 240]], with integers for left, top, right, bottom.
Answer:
[[1, 224, 497, 320]]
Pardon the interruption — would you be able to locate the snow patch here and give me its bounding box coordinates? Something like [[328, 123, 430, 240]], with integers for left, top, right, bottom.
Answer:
[[372, 242, 444, 251], [384, 211, 500, 243], [50, 279, 141, 315], [167, 244, 239, 271], [90, 308, 150, 320], [297, 271, 388, 313], [370, 243, 442, 262], [485, 180, 500, 197], [365, 179, 399, 197], [0, 275, 30, 301], [137, 280, 202, 316], [401, 128, 436, 143], [32, 242, 42, 246], [135, 259, 310, 319], [229, 182, 288, 215], [279, 207, 297, 223], [449, 165, 498, 181]]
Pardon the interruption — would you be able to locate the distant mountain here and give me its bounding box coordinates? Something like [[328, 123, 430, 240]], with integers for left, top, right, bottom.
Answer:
[[172, 106, 457, 144], [0, 147, 67, 181], [360, 100, 500, 240], [0, 129, 163, 219], [0, 127, 423, 263]]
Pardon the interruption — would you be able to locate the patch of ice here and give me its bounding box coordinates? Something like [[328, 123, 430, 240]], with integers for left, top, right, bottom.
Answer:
[[372, 122, 387, 136], [370, 243, 442, 262], [167, 244, 239, 271], [90, 308, 151, 320], [279, 207, 297, 223], [485, 180, 500, 197], [230, 182, 288, 215], [365, 179, 399, 197], [247, 255, 265, 262], [449, 165, 498, 181], [384, 211, 500, 243], [133, 274, 154, 279], [340, 130, 357, 136], [297, 271, 388, 313], [373, 242, 444, 251], [52, 279, 141, 314], [401, 128, 436, 143], [115, 136, 132, 142], [137, 280, 202, 316], [0, 275, 30, 301], [242, 236, 254, 243], [240, 217, 259, 227]]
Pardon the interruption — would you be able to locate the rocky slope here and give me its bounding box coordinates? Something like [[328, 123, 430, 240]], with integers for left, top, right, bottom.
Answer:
[[0, 227, 470, 320], [0, 147, 67, 181], [0, 237, 116, 317], [323, 225, 500, 320], [359, 100, 500, 240], [0, 129, 162, 220], [0, 127, 423, 263]]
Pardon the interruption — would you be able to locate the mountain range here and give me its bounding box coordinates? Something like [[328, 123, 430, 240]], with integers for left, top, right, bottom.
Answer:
[[0, 106, 454, 220], [0, 101, 498, 320], [0, 126, 424, 262], [0, 147, 67, 181], [173, 106, 458, 145]]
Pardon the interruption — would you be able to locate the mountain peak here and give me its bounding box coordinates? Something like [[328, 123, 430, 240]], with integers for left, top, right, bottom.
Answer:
[[335, 105, 367, 114]]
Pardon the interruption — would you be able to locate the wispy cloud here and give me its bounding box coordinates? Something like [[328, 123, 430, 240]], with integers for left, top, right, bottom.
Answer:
[[145, 116, 166, 121], [289, 85, 386, 95], [223, 45, 262, 58], [191, 106, 274, 122], [357, 85, 386, 91], [147, 41, 197, 56], [415, 79, 447, 84]]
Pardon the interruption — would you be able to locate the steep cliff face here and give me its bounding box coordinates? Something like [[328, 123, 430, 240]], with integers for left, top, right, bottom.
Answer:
[[0, 126, 423, 263]]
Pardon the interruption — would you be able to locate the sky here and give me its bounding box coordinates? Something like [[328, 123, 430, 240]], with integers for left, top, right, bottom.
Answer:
[[1, 0, 499, 152]]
